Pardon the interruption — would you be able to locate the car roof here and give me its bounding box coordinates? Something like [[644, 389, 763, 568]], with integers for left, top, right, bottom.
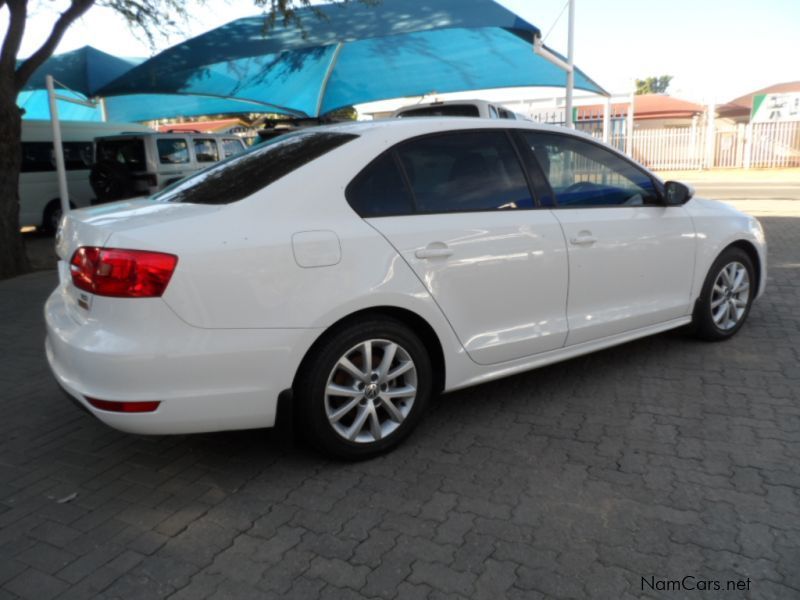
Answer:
[[317, 117, 591, 143]]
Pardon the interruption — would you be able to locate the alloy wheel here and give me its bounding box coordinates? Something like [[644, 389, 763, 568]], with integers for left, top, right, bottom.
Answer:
[[710, 261, 750, 331], [324, 339, 417, 444]]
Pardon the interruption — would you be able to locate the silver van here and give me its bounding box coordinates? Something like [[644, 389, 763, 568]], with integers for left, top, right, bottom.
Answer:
[[91, 132, 247, 202]]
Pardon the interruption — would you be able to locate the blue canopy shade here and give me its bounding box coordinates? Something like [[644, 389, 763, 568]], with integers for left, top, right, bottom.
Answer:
[[18, 89, 288, 122], [18, 89, 101, 121], [21, 46, 138, 97], [99, 0, 606, 117]]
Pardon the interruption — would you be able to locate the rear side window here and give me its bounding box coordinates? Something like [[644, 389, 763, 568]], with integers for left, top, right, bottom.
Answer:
[[397, 104, 480, 118], [153, 131, 357, 205], [193, 139, 219, 163], [395, 131, 534, 213], [157, 138, 190, 164], [346, 153, 414, 217]]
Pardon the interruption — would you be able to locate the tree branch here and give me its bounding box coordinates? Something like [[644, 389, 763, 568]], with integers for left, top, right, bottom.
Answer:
[[14, 0, 95, 90], [0, 0, 27, 75]]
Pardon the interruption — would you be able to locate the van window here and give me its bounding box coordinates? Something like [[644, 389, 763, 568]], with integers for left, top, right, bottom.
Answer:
[[96, 138, 146, 169], [194, 139, 219, 163], [21, 142, 54, 173], [157, 139, 190, 164], [21, 141, 93, 172], [397, 104, 481, 118], [63, 142, 93, 170], [153, 131, 358, 205], [222, 138, 245, 158]]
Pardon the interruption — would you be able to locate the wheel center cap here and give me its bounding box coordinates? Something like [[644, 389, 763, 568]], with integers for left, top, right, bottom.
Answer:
[[365, 383, 379, 400]]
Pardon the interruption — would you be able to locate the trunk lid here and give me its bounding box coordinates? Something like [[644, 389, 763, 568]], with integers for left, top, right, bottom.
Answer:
[[54, 199, 222, 320], [55, 198, 221, 260]]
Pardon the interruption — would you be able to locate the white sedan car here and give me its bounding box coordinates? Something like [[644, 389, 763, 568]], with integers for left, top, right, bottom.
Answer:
[[46, 119, 766, 458]]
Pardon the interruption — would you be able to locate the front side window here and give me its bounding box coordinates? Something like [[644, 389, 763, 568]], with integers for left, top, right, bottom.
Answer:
[[520, 131, 659, 207], [153, 131, 357, 205], [157, 138, 190, 164], [395, 130, 534, 213], [346, 153, 414, 217], [193, 139, 219, 163]]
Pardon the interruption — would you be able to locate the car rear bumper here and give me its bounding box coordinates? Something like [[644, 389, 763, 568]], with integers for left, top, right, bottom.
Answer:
[[45, 287, 317, 435]]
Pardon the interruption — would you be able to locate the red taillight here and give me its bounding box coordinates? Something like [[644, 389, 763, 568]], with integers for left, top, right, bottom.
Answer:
[[70, 247, 177, 298], [86, 398, 161, 413]]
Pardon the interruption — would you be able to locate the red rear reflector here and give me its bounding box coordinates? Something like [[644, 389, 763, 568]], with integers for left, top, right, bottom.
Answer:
[[70, 247, 177, 298], [87, 398, 161, 413]]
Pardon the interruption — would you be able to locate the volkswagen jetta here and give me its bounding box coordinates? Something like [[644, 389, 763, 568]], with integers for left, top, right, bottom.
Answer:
[[46, 119, 767, 458]]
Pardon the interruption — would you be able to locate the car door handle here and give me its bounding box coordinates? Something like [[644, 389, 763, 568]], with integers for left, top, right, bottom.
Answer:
[[569, 234, 598, 246], [415, 245, 454, 259]]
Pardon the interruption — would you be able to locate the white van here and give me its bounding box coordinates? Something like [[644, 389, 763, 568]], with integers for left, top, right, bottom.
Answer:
[[19, 120, 153, 233]]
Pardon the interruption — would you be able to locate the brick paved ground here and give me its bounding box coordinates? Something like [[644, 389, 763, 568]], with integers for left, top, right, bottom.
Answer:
[[1, 213, 799, 599]]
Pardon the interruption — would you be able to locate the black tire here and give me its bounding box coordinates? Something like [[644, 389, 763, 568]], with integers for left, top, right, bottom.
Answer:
[[294, 317, 433, 459], [692, 246, 755, 341], [41, 199, 75, 235], [90, 160, 136, 203]]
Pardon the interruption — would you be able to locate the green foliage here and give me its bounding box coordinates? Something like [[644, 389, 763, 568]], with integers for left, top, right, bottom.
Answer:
[[635, 75, 673, 95]]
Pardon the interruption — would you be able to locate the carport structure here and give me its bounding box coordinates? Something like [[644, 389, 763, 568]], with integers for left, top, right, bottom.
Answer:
[[97, 0, 605, 118]]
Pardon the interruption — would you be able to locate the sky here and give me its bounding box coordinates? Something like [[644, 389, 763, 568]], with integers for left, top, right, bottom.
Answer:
[[4, 0, 800, 105]]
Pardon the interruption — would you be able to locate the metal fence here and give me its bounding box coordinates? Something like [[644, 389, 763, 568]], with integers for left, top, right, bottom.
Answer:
[[589, 122, 799, 170], [509, 96, 800, 170]]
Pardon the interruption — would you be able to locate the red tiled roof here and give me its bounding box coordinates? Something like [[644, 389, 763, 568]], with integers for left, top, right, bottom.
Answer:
[[577, 94, 704, 121], [156, 119, 247, 133]]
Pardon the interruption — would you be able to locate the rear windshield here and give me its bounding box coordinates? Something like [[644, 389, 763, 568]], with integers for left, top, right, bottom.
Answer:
[[397, 105, 481, 118], [96, 138, 146, 169], [152, 131, 358, 205]]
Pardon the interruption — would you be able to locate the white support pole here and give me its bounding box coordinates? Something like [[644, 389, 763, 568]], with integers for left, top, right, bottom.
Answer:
[[564, 0, 575, 129], [46, 75, 70, 219], [625, 91, 634, 157], [602, 96, 611, 144], [99, 97, 107, 122], [743, 121, 753, 169], [705, 101, 716, 169]]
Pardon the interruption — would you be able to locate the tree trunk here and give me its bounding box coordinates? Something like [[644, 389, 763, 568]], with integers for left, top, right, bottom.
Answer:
[[0, 75, 29, 279]]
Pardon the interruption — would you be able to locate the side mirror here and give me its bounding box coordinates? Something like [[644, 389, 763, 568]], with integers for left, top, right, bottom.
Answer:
[[664, 180, 695, 206]]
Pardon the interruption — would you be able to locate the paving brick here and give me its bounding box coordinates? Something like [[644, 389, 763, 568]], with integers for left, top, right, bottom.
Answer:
[[3, 568, 68, 600], [408, 560, 476, 596], [2, 214, 800, 599]]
